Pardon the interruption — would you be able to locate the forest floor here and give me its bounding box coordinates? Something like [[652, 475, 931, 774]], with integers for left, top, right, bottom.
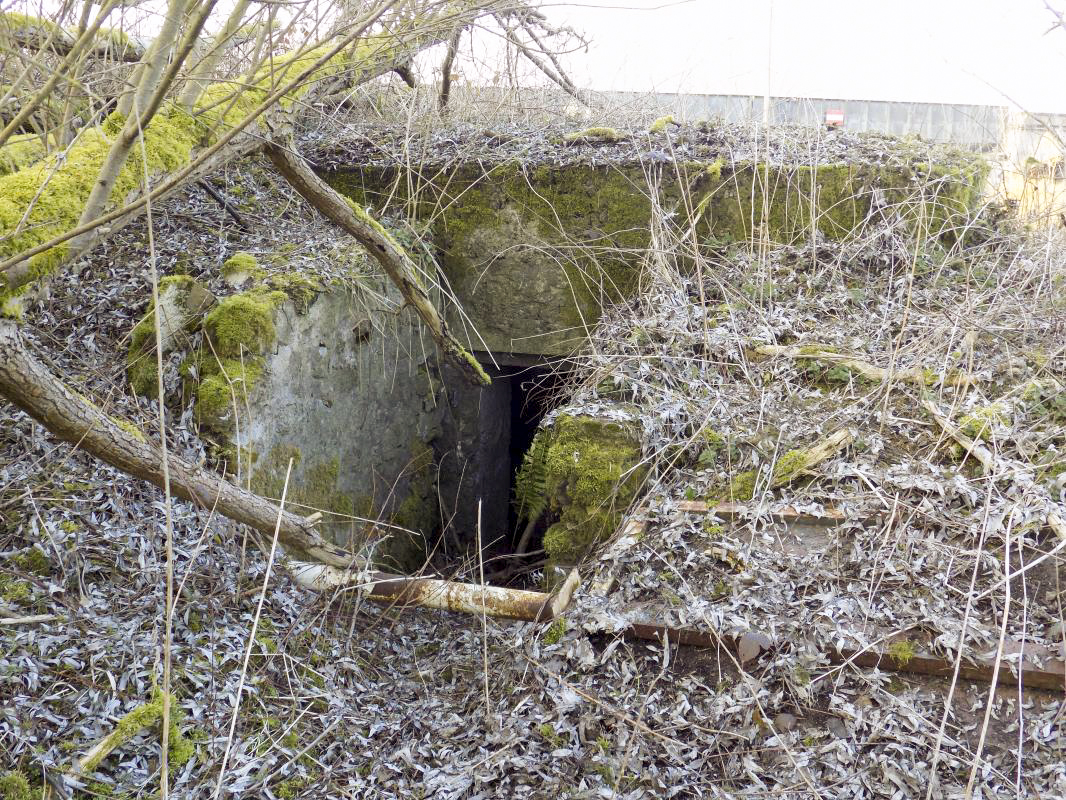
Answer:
[[2, 122, 1066, 798]]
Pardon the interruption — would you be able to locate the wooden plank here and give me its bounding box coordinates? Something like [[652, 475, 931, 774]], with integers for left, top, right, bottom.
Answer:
[[677, 500, 849, 526], [620, 610, 1066, 693]]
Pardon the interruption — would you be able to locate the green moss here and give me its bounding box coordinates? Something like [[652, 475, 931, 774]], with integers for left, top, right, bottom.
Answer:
[[112, 415, 147, 443], [220, 251, 261, 283], [127, 275, 206, 398], [80, 689, 191, 775], [535, 415, 646, 564], [204, 288, 285, 359], [276, 776, 311, 799], [957, 403, 1009, 442], [542, 617, 567, 645], [11, 547, 50, 576], [563, 127, 626, 144], [0, 574, 32, 605], [888, 639, 916, 667], [457, 345, 491, 385], [0, 133, 47, 176], [0, 11, 60, 36], [649, 115, 676, 134], [0, 115, 197, 309], [0, 293, 24, 320], [537, 723, 564, 748], [713, 446, 816, 503], [0, 771, 32, 800], [267, 272, 323, 314], [194, 358, 263, 431], [189, 287, 284, 430], [0, 33, 409, 310], [250, 446, 354, 528], [99, 25, 135, 54]]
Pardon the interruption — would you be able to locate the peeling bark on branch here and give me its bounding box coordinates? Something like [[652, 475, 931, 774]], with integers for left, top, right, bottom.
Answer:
[[0, 319, 358, 567], [265, 141, 490, 386]]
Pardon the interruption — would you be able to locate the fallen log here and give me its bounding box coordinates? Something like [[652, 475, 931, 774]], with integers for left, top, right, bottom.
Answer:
[[289, 548, 1065, 692], [622, 610, 1066, 693], [1, 10, 146, 62], [291, 564, 581, 623], [676, 500, 848, 526]]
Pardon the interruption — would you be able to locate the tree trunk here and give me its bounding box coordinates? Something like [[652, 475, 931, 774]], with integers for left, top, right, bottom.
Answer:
[[0, 319, 357, 568], [264, 141, 490, 386]]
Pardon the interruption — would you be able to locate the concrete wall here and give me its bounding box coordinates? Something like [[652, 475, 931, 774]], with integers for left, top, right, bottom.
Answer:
[[240, 282, 511, 571]]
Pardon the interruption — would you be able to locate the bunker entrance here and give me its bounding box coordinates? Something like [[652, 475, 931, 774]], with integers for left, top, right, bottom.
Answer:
[[437, 358, 561, 586]]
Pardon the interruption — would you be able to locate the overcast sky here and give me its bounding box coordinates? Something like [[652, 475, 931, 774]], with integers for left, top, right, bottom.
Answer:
[[547, 0, 1066, 111]]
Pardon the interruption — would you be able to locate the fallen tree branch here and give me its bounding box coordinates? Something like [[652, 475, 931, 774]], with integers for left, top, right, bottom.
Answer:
[[0, 613, 57, 626], [72, 690, 183, 780], [713, 428, 853, 503], [0, 319, 358, 567], [197, 179, 251, 230], [755, 344, 975, 388], [676, 500, 848, 526], [264, 140, 490, 386], [291, 563, 581, 622], [2, 11, 146, 63]]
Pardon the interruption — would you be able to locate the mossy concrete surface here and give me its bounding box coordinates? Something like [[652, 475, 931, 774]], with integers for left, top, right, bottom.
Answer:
[[128, 276, 216, 398], [205, 280, 511, 572], [324, 157, 987, 357], [526, 413, 647, 568]]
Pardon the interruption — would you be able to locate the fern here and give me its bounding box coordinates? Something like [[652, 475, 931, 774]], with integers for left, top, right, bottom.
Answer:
[[513, 432, 550, 522]]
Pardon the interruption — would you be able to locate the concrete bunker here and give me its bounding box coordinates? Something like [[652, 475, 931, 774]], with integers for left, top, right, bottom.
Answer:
[[138, 125, 989, 580]]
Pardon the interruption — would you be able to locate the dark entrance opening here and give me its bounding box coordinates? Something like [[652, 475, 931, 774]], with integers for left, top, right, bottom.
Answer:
[[455, 357, 561, 585], [433, 354, 564, 585], [505, 364, 556, 552]]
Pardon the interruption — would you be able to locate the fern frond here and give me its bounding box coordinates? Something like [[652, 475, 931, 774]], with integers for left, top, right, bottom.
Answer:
[[514, 431, 550, 522]]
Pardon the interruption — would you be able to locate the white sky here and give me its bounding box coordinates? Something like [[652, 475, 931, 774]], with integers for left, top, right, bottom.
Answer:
[[548, 0, 1066, 112]]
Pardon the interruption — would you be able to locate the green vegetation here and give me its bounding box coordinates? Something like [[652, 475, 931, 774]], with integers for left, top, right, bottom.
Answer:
[[0, 574, 32, 606], [204, 288, 285, 359], [127, 275, 212, 397], [0, 771, 32, 800], [267, 271, 323, 313], [957, 403, 1009, 442], [563, 126, 627, 144], [888, 639, 916, 667], [0, 31, 413, 316], [526, 415, 646, 564], [79, 689, 193, 775], [649, 115, 676, 134], [250, 445, 354, 519], [191, 288, 285, 431], [0, 133, 47, 176], [220, 251, 262, 283], [542, 617, 567, 645], [712, 446, 818, 503], [11, 547, 50, 576]]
